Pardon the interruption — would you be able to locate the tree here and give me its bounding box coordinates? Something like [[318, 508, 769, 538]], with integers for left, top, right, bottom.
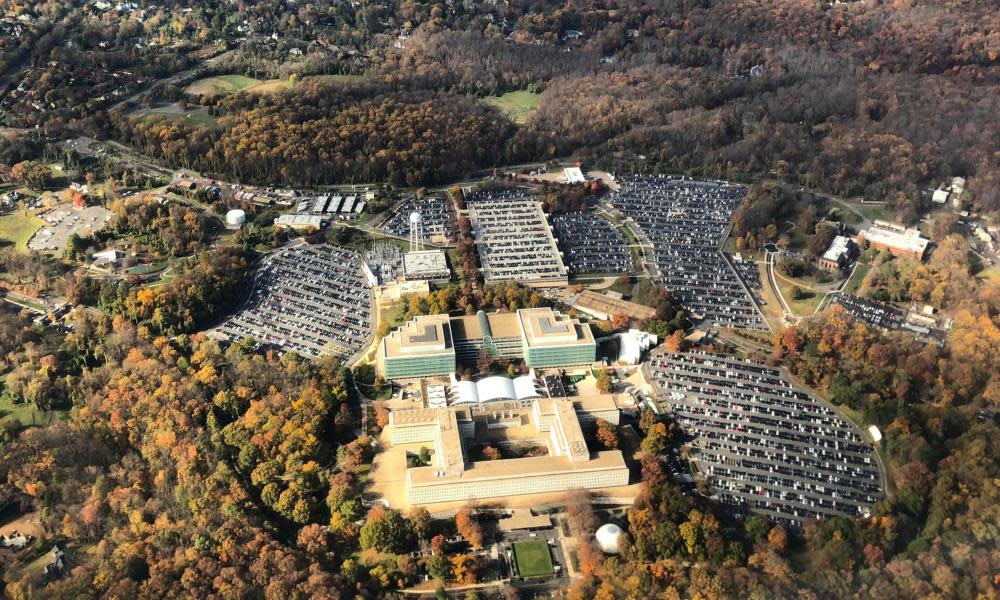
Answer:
[[430, 534, 447, 555], [482, 445, 502, 460], [409, 507, 433, 542], [767, 525, 788, 552], [451, 554, 481, 584], [455, 506, 484, 549], [664, 330, 685, 353], [360, 506, 414, 554], [594, 419, 619, 449], [595, 370, 613, 394], [427, 554, 451, 581], [641, 422, 669, 456], [476, 348, 491, 374], [611, 313, 631, 331]]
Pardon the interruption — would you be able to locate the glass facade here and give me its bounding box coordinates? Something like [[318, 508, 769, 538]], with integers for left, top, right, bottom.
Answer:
[[383, 353, 456, 379], [525, 343, 597, 368]]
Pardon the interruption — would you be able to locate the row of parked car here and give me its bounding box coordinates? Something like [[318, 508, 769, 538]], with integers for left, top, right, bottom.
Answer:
[[649, 350, 882, 526]]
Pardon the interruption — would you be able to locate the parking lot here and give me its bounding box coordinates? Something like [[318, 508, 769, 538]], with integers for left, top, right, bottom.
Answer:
[[609, 175, 765, 329], [378, 196, 456, 242], [647, 350, 883, 525], [211, 244, 374, 361], [831, 293, 903, 330], [28, 204, 114, 253], [550, 211, 633, 275]]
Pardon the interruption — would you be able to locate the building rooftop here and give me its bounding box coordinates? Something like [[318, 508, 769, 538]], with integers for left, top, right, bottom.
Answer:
[[572, 290, 656, 320], [402, 250, 450, 279], [563, 167, 586, 184], [381, 314, 453, 359], [518, 307, 595, 348], [408, 450, 627, 485], [498, 510, 552, 531], [822, 235, 854, 262], [860, 220, 929, 256], [552, 398, 589, 461], [451, 311, 523, 341]]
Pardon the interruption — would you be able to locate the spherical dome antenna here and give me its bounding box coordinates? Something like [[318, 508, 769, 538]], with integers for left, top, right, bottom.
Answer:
[[409, 211, 422, 224], [595, 523, 624, 554]]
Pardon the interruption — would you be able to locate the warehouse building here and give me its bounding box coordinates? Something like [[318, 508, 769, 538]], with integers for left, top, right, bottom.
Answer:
[[377, 308, 596, 380], [858, 220, 929, 260]]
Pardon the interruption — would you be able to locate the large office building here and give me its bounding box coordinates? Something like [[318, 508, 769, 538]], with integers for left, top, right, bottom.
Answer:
[[377, 308, 596, 380], [858, 220, 929, 260], [391, 397, 629, 505], [377, 314, 456, 379]]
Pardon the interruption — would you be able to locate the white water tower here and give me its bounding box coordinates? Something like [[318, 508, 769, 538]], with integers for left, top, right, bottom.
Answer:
[[409, 211, 424, 251]]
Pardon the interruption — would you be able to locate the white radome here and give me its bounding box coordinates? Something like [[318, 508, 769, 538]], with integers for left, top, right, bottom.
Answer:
[[595, 523, 624, 554], [226, 209, 246, 227], [409, 211, 422, 225]]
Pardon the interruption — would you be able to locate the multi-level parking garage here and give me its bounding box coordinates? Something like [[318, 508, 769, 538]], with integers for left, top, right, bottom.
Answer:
[[378, 196, 456, 242], [647, 351, 883, 526], [467, 192, 569, 287], [210, 244, 374, 361], [551, 211, 633, 275], [609, 175, 766, 329]]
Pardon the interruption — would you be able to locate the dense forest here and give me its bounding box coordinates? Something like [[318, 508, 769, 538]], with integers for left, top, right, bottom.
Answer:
[[113, 86, 514, 186], [1, 0, 999, 597], [80, 0, 1000, 218]]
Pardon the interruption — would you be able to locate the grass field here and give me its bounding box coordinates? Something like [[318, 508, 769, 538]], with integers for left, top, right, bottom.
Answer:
[[0, 211, 45, 252], [842, 263, 871, 295], [0, 396, 50, 429], [186, 74, 367, 98], [512, 540, 554, 578], [775, 274, 825, 317], [185, 74, 262, 96], [483, 90, 541, 124]]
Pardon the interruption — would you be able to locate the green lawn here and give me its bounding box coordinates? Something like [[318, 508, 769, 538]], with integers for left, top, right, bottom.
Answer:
[[0, 396, 50, 429], [483, 90, 541, 124], [631, 279, 660, 306], [842, 263, 871, 295], [0, 211, 45, 252], [512, 540, 554, 578], [775, 274, 825, 317]]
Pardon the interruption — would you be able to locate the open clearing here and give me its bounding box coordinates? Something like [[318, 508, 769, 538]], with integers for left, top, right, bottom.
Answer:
[[28, 204, 114, 254], [185, 73, 367, 98], [138, 104, 218, 127], [483, 90, 541, 124], [0, 211, 46, 252], [0, 396, 50, 429], [184, 74, 261, 96], [512, 540, 554, 578]]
